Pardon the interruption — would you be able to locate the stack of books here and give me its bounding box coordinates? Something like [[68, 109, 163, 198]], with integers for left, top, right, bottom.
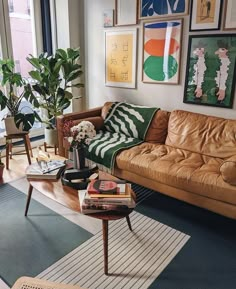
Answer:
[[26, 160, 66, 180], [78, 180, 135, 214]]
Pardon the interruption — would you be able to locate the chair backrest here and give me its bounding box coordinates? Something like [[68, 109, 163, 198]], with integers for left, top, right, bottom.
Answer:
[[11, 276, 85, 289]]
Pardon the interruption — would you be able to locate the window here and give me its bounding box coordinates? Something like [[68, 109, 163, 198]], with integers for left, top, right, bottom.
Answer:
[[0, 0, 47, 140]]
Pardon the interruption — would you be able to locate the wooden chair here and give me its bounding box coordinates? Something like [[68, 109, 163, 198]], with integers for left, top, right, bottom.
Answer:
[[5, 132, 33, 169], [11, 276, 85, 289]]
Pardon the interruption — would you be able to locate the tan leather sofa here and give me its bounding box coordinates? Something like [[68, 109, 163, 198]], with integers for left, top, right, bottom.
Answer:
[[57, 102, 236, 219]]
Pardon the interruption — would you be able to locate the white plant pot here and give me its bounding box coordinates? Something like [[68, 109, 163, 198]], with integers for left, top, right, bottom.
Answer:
[[4, 117, 24, 135], [44, 128, 58, 146]]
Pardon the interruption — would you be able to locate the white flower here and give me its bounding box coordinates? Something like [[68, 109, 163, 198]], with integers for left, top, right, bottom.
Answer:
[[67, 136, 73, 143]]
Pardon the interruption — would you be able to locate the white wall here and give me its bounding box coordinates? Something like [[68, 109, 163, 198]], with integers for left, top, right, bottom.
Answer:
[[84, 0, 236, 119]]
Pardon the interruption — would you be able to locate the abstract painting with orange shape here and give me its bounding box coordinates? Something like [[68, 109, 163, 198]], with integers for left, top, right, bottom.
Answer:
[[142, 19, 183, 84]]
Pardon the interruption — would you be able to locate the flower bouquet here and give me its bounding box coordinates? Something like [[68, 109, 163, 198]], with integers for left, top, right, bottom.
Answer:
[[63, 120, 96, 169]]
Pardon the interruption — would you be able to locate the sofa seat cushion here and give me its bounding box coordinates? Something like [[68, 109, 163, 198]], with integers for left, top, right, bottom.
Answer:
[[166, 110, 236, 159], [116, 143, 236, 205]]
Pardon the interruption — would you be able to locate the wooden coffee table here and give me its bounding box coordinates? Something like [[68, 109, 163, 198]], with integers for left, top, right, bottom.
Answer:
[[25, 171, 135, 275]]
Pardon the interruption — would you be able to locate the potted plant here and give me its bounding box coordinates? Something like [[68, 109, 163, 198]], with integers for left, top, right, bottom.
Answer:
[[0, 150, 5, 179], [0, 59, 41, 133], [26, 47, 84, 146]]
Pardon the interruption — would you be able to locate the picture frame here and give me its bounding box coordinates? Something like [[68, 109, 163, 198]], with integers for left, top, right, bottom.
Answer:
[[139, 0, 188, 19], [223, 0, 236, 30], [183, 34, 236, 109], [105, 28, 137, 88], [142, 19, 183, 84], [115, 0, 138, 26], [103, 9, 114, 28], [189, 0, 223, 31]]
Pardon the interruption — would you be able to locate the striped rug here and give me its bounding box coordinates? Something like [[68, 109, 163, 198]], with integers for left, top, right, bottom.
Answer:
[[37, 210, 190, 289]]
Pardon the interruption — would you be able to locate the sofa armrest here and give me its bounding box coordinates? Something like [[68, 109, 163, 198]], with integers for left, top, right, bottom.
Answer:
[[57, 106, 102, 157], [220, 155, 236, 185]]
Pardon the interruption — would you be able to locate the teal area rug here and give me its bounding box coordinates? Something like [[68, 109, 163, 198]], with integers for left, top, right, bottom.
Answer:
[[0, 183, 92, 287]]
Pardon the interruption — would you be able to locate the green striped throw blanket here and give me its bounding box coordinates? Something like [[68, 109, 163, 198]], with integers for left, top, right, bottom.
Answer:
[[86, 102, 159, 173]]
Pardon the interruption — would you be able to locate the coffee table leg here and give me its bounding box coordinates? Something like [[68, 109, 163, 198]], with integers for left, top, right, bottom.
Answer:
[[25, 184, 33, 216], [126, 215, 132, 231], [103, 220, 109, 275]]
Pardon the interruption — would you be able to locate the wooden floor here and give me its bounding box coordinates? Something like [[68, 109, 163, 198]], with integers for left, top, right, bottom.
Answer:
[[0, 144, 64, 185]]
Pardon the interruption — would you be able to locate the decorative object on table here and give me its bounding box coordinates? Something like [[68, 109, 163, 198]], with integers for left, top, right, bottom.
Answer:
[[139, 0, 189, 19], [26, 48, 84, 147], [61, 164, 98, 190], [65, 120, 96, 170], [0, 150, 5, 179], [189, 0, 223, 31], [0, 59, 41, 133], [103, 9, 114, 27], [105, 28, 138, 88], [183, 34, 236, 108], [223, 0, 236, 30], [142, 18, 183, 84], [115, 0, 138, 26]]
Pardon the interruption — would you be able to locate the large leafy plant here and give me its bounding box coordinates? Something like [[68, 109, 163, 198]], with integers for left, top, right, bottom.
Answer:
[[0, 59, 40, 131], [27, 47, 84, 129]]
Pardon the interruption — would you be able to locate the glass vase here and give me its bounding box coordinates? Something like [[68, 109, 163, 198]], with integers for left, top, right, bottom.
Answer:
[[73, 147, 85, 170]]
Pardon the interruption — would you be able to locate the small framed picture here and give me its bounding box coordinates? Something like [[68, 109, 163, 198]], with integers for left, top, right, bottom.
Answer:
[[115, 0, 138, 26], [183, 34, 236, 109], [224, 0, 236, 30], [189, 0, 223, 31], [139, 0, 188, 19], [103, 9, 114, 28]]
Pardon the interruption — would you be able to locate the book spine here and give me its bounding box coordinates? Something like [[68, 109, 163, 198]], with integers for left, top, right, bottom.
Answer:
[[82, 203, 130, 213], [84, 197, 132, 206]]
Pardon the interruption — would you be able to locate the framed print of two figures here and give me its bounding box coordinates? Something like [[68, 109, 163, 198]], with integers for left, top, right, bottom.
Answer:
[[184, 35, 236, 108]]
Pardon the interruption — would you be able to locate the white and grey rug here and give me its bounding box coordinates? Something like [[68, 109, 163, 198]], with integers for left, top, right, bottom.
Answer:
[[38, 211, 190, 289]]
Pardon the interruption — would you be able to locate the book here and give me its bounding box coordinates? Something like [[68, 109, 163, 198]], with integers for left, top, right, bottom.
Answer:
[[83, 191, 135, 208], [87, 180, 131, 198], [26, 161, 65, 180]]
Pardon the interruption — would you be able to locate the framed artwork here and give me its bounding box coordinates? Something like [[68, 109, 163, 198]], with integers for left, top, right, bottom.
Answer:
[[103, 10, 114, 27], [224, 0, 236, 30], [105, 28, 137, 88], [139, 0, 188, 19], [189, 0, 223, 31], [142, 19, 183, 84], [183, 34, 236, 109], [115, 0, 138, 26]]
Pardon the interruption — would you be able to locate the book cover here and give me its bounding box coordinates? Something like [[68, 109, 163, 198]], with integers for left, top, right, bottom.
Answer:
[[26, 162, 65, 180], [87, 180, 118, 194], [87, 181, 130, 198]]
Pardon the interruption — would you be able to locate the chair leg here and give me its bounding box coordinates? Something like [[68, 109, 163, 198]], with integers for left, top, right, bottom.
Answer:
[[24, 135, 31, 165], [9, 142, 13, 159], [44, 142, 47, 152], [6, 138, 10, 170], [26, 134, 33, 157]]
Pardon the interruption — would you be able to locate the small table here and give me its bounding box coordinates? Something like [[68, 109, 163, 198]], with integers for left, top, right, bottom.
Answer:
[[25, 171, 135, 275]]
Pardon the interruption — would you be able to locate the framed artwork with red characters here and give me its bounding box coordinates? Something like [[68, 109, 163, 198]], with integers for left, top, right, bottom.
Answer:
[[142, 18, 183, 84], [183, 34, 236, 108]]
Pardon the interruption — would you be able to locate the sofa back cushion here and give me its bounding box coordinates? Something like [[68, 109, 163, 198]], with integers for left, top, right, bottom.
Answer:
[[145, 110, 170, 143], [166, 110, 236, 159]]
